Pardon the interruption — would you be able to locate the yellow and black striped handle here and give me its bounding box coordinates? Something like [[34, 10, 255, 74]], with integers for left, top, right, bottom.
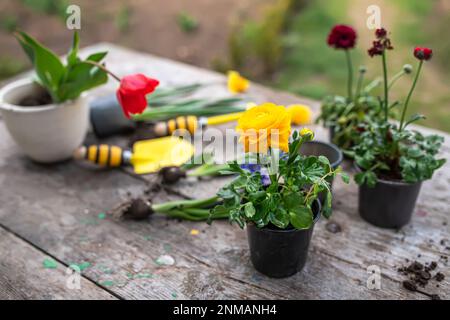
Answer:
[[73, 145, 130, 167], [154, 116, 199, 137]]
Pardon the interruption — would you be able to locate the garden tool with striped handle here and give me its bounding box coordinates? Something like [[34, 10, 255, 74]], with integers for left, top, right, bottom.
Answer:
[[153, 112, 245, 137], [73, 136, 195, 174]]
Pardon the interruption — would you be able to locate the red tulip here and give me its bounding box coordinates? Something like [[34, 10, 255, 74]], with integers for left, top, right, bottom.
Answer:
[[327, 25, 357, 50], [414, 47, 433, 61], [116, 74, 160, 118]]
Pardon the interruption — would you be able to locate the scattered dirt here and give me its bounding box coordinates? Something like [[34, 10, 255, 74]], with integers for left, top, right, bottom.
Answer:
[[112, 197, 153, 220], [325, 221, 342, 234], [110, 183, 161, 220], [397, 259, 445, 300]]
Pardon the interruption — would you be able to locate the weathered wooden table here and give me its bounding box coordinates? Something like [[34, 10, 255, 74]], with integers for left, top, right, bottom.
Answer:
[[0, 44, 448, 300]]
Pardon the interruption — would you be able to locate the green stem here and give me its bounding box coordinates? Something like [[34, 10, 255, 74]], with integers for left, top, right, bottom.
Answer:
[[187, 163, 230, 177], [399, 60, 423, 131], [355, 70, 365, 98], [152, 196, 219, 213], [388, 70, 405, 90], [382, 50, 389, 122], [83, 60, 121, 82], [345, 50, 354, 101]]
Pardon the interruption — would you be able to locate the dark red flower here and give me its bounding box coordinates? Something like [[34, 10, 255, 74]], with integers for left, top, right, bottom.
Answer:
[[368, 28, 394, 58], [414, 47, 433, 61], [375, 28, 387, 39], [368, 41, 384, 57], [116, 74, 160, 118], [327, 25, 357, 50]]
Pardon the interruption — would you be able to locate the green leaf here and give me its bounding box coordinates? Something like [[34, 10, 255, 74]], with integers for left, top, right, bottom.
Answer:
[[86, 51, 108, 63], [322, 191, 332, 219], [289, 205, 313, 230], [404, 113, 426, 129], [341, 172, 350, 184], [244, 202, 256, 219], [354, 171, 377, 188], [15, 31, 65, 100], [269, 207, 289, 229], [57, 61, 108, 101], [66, 31, 80, 67], [283, 192, 304, 211]]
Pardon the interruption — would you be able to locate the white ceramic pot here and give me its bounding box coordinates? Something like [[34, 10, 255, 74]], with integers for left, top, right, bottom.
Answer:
[[0, 78, 89, 163]]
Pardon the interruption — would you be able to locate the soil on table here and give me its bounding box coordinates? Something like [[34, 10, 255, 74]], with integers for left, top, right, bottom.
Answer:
[[398, 260, 446, 300]]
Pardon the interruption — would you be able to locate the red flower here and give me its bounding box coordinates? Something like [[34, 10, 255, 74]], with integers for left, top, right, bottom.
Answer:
[[368, 28, 394, 58], [375, 28, 387, 39], [327, 25, 357, 50], [116, 74, 160, 118], [368, 41, 384, 57], [414, 47, 433, 61]]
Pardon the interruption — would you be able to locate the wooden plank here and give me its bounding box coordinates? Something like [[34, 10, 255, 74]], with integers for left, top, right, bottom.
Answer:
[[0, 226, 116, 300], [0, 43, 448, 299]]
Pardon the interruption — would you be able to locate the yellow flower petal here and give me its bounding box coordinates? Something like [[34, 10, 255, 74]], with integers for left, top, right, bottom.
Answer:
[[288, 104, 313, 125], [236, 102, 291, 153], [227, 71, 250, 94]]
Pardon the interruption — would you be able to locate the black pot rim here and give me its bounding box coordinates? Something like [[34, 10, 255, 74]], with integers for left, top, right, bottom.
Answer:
[[248, 199, 321, 233], [353, 162, 423, 187], [302, 140, 343, 169]]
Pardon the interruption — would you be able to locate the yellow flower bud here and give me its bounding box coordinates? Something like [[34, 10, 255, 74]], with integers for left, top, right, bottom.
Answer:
[[227, 71, 250, 94], [287, 104, 313, 125], [300, 128, 314, 141]]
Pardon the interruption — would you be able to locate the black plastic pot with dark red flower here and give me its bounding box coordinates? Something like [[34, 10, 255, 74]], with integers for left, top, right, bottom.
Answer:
[[351, 30, 445, 228]]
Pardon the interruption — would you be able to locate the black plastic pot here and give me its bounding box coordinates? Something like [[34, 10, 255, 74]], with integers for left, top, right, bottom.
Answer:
[[329, 126, 336, 143], [299, 141, 343, 205], [246, 200, 321, 278], [90, 94, 136, 138], [356, 166, 422, 228]]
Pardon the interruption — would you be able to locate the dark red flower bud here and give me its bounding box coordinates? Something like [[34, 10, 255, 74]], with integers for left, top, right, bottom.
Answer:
[[375, 28, 387, 39], [327, 25, 357, 50], [414, 47, 433, 61], [116, 74, 160, 118], [368, 41, 383, 57]]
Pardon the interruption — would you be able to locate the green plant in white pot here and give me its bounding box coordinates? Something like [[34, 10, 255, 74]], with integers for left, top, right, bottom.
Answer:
[[0, 31, 108, 162]]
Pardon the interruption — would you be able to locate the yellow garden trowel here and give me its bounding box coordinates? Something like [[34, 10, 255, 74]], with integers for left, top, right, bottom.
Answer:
[[73, 136, 195, 174]]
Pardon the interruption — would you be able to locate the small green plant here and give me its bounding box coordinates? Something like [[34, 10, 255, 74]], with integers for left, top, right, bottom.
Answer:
[[353, 31, 446, 186], [176, 12, 198, 33], [317, 26, 413, 153], [211, 130, 348, 229], [14, 31, 109, 103], [353, 120, 445, 187]]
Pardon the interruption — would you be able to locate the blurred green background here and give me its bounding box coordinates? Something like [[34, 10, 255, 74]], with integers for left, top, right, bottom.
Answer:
[[1, 0, 449, 131]]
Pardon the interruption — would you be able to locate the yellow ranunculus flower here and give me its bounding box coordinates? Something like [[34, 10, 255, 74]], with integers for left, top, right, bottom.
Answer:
[[287, 104, 312, 125], [227, 71, 250, 94], [300, 127, 314, 140], [236, 103, 291, 153]]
